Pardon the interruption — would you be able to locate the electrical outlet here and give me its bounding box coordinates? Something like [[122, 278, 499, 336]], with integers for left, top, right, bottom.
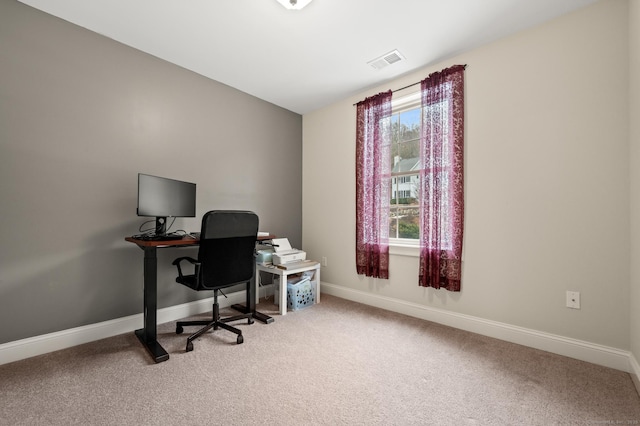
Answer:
[[321, 256, 327, 267], [566, 291, 580, 309]]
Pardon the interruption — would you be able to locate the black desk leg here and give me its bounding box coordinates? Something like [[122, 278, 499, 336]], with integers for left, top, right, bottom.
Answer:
[[135, 246, 169, 363], [231, 264, 274, 324]]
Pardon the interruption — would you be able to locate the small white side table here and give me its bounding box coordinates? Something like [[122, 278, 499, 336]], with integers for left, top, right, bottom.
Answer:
[[256, 261, 321, 315]]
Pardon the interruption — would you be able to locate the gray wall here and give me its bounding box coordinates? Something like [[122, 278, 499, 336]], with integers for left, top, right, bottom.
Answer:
[[0, 0, 302, 344]]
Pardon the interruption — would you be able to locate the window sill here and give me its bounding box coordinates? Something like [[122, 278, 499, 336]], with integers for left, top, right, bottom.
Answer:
[[389, 242, 419, 257]]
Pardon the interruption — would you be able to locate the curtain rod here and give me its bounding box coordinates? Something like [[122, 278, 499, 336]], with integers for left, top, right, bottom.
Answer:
[[353, 64, 467, 106]]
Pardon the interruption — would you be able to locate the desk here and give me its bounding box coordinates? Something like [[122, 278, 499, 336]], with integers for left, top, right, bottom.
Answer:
[[256, 261, 321, 315], [125, 235, 274, 363]]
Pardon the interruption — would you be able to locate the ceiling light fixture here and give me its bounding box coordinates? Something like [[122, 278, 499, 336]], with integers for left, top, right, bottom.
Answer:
[[275, 0, 313, 10]]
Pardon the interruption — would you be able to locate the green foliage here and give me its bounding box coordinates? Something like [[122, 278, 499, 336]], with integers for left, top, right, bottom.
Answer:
[[398, 222, 419, 239]]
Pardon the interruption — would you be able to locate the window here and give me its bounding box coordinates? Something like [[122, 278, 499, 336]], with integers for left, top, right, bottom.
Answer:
[[356, 64, 464, 289], [389, 86, 456, 250]]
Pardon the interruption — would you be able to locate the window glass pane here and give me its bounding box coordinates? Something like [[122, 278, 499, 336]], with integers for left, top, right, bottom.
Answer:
[[391, 107, 421, 169], [399, 109, 420, 142], [389, 205, 420, 239], [389, 172, 419, 240], [390, 171, 419, 202], [397, 139, 419, 163]]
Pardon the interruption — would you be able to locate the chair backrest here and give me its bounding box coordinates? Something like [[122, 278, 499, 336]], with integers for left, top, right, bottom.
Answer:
[[197, 210, 259, 290]]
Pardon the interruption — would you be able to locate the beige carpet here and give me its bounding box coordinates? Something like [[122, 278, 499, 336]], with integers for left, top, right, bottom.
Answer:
[[1, 294, 639, 425]]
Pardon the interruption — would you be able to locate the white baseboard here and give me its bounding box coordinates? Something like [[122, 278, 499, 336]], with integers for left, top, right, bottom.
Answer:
[[0, 291, 246, 366], [2, 285, 637, 379], [321, 283, 633, 373]]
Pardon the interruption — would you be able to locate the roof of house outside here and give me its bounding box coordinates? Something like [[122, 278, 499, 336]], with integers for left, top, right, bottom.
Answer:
[[392, 158, 420, 173]]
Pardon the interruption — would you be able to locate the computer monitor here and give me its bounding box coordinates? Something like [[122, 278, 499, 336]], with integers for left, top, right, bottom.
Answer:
[[137, 173, 196, 235]]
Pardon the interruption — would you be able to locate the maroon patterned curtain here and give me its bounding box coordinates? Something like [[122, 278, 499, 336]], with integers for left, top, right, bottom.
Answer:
[[355, 91, 392, 279], [418, 65, 465, 291]]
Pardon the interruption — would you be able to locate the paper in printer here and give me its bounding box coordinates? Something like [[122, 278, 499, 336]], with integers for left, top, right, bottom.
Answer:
[[271, 238, 306, 265]]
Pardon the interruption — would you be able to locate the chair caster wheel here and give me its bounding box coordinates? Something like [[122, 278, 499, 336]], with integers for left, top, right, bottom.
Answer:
[[237, 335, 244, 344], [248, 318, 254, 325], [186, 341, 194, 352], [176, 325, 184, 334]]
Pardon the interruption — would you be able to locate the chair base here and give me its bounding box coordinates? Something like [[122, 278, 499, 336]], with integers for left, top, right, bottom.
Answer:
[[176, 304, 254, 351]]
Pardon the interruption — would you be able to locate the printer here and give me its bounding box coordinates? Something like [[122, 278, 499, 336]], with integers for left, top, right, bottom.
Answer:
[[271, 238, 306, 265]]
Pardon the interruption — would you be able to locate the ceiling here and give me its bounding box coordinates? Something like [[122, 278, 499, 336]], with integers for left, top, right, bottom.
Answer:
[[18, 0, 598, 115]]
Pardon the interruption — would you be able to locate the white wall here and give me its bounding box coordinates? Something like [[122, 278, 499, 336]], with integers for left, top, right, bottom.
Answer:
[[303, 0, 631, 352], [629, 0, 640, 388]]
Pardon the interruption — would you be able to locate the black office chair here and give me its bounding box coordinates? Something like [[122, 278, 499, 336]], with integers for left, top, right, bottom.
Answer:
[[172, 210, 258, 352]]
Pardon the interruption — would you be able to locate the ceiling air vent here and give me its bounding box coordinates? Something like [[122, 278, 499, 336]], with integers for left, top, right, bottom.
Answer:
[[367, 49, 405, 70]]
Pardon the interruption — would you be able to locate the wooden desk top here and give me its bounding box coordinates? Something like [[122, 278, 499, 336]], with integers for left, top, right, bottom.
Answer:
[[125, 234, 276, 247]]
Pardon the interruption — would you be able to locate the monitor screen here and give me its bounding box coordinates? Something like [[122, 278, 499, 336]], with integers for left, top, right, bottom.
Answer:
[[137, 173, 196, 219]]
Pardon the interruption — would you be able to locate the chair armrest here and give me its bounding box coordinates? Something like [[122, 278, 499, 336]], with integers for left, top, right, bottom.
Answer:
[[172, 256, 200, 280]]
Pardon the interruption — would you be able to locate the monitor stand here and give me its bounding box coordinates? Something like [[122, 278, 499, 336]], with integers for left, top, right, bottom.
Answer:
[[155, 217, 167, 236]]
